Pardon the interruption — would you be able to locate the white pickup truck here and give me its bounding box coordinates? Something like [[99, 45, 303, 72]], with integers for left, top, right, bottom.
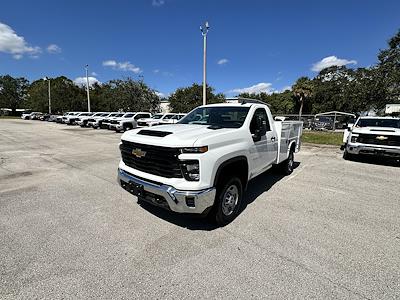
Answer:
[[117, 100, 302, 225], [109, 112, 152, 132], [342, 116, 400, 160]]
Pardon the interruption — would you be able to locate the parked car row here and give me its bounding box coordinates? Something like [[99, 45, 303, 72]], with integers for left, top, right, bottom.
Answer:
[[22, 110, 187, 132]]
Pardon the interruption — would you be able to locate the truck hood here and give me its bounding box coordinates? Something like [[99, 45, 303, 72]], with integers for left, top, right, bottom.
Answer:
[[352, 126, 400, 136], [121, 124, 240, 147]]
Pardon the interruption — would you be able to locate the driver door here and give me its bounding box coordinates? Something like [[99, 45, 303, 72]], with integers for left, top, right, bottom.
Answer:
[[249, 108, 269, 177]]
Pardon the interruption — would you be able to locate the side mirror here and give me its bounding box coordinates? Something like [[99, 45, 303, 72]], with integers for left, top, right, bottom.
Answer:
[[346, 123, 354, 131], [252, 117, 267, 142]]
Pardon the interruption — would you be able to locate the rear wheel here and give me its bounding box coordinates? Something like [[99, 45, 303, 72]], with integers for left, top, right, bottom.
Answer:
[[280, 150, 294, 175], [212, 177, 243, 226]]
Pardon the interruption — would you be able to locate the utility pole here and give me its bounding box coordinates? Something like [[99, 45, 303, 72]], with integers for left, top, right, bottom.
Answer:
[[85, 64, 91, 112], [43, 77, 51, 114], [200, 21, 210, 106]]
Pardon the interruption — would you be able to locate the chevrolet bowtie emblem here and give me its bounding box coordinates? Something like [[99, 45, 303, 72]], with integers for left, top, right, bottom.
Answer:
[[376, 136, 388, 141], [132, 148, 146, 158]]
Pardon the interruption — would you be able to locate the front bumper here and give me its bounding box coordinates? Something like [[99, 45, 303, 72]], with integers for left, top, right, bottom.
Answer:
[[118, 168, 216, 214], [346, 143, 400, 158]]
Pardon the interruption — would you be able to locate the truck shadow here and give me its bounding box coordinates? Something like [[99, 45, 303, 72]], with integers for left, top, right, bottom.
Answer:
[[349, 155, 400, 167], [138, 162, 300, 231]]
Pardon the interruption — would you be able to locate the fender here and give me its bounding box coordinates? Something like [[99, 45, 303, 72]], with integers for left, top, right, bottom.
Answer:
[[213, 156, 249, 190]]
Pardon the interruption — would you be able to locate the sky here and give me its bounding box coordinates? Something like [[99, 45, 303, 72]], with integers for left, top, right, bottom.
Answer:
[[1, 0, 399, 98]]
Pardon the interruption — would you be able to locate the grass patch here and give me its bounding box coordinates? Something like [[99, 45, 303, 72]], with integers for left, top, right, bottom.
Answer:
[[301, 131, 343, 146], [0, 116, 19, 119]]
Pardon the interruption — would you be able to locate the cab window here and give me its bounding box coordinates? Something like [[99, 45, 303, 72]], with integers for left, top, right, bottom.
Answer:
[[250, 108, 270, 134]]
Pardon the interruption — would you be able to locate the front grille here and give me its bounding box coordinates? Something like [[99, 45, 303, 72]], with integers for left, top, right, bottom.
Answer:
[[87, 118, 95, 122], [358, 134, 400, 147], [120, 141, 183, 178], [138, 122, 148, 126], [110, 120, 119, 124]]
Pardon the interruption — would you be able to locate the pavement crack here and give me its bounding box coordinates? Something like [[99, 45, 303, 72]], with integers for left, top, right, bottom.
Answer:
[[51, 156, 116, 185]]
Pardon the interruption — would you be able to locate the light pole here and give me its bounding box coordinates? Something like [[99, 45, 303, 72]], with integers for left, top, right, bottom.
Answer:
[[85, 64, 91, 112], [200, 21, 209, 106], [43, 77, 51, 114]]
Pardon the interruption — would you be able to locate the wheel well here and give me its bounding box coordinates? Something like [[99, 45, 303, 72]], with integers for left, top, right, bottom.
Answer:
[[214, 157, 249, 190]]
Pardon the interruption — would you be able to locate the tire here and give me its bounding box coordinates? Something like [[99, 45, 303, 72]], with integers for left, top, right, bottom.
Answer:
[[343, 150, 354, 161], [280, 150, 294, 175], [124, 124, 133, 131], [212, 177, 243, 226]]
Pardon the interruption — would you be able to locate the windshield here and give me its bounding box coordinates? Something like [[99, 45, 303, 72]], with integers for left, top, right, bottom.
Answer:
[[123, 113, 134, 118], [163, 114, 175, 120], [356, 118, 400, 128], [179, 106, 250, 128], [152, 114, 163, 119], [116, 113, 125, 117]]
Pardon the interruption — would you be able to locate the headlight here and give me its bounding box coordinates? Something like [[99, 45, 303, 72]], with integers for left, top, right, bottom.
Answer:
[[180, 146, 208, 154], [351, 134, 359, 143], [180, 160, 200, 181]]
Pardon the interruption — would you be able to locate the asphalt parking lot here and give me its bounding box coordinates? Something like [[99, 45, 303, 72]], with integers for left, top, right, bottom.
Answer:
[[1, 119, 399, 299]]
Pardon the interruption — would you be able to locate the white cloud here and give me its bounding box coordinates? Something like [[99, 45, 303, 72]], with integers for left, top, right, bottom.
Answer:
[[91, 71, 98, 76], [311, 55, 357, 72], [153, 69, 173, 76], [102, 60, 142, 73], [229, 82, 274, 95], [0, 22, 41, 59], [279, 85, 292, 92], [152, 0, 165, 7], [155, 91, 166, 98], [217, 58, 229, 65], [73, 76, 100, 87], [46, 44, 61, 54]]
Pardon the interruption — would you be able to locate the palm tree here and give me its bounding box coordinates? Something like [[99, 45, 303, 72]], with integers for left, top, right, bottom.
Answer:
[[292, 77, 314, 120]]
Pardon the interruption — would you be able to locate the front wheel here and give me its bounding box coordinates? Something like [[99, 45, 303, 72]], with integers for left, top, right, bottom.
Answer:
[[124, 124, 133, 131], [343, 150, 354, 161], [213, 177, 243, 226]]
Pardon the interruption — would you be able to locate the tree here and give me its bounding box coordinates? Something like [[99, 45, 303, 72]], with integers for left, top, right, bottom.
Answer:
[[168, 83, 225, 112], [26, 76, 84, 113], [105, 78, 160, 112], [238, 91, 296, 115], [292, 77, 314, 119], [0, 75, 29, 114], [377, 29, 400, 106]]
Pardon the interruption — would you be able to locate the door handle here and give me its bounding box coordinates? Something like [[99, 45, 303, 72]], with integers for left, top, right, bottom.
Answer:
[[271, 137, 276, 142]]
